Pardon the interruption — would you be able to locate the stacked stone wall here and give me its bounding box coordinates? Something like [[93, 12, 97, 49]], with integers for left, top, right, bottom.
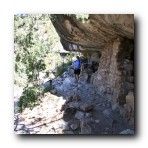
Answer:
[[90, 38, 134, 127]]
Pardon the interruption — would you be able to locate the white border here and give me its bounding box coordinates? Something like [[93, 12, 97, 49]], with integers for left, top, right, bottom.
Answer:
[[0, 0, 147, 147]]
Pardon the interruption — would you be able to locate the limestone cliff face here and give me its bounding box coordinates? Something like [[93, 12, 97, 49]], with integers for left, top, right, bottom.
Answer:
[[51, 14, 134, 52], [51, 14, 134, 127]]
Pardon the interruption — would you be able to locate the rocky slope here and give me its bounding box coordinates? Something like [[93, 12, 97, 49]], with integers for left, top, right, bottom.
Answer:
[[14, 70, 134, 134]]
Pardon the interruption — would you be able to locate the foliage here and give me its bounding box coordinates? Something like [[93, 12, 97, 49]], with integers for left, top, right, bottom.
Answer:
[[14, 14, 61, 86], [44, 51, 63, 73], [65, 14, 89, 23], [18, 86, 43, 111], [54, 66, 66, 77], [75, 14, 89, 21], [43, 85, 52, 93], [44, 51, 75, 77], [14, 14, 62, 111], [14, 14, 79, 111]]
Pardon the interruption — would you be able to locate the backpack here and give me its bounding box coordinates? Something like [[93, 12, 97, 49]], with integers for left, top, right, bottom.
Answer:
[[74, 60, 81, 70]]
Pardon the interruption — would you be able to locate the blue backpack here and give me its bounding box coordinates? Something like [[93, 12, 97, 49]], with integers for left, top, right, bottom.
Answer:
[[74, 60, 81, 70]]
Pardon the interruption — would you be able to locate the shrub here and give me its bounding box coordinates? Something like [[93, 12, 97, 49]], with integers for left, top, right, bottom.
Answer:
[[43, 85, 52, 93], [18, 86, 43, 111], [54, 66, 66, 77]]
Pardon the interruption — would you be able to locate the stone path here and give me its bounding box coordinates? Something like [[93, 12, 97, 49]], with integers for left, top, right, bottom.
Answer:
[[14, 71, 134, 134]]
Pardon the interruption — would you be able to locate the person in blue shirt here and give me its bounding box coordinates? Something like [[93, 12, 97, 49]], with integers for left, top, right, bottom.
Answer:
[[73, 56, 82, 82]]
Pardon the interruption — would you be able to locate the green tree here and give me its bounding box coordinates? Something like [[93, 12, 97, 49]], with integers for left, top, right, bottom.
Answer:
[[14, 14, 61, 111], [14, 14, 78, 111]]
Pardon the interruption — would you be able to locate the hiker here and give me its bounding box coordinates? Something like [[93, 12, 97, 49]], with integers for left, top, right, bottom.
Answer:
[[73, 56, 82, 82]]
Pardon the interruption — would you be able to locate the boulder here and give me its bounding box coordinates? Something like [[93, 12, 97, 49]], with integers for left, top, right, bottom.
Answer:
[[64, 131, 74, 134], [99, 86, 106, 93], [79, 103, 94, 112], [15, 124, 25, 131], [102, 109, 112, 117], [19, 115, 26, 122], [75, 111, 85, 120], [126, 91, 134, 111], [51, 89, 57, 94], [72, 94, 81, 102], [80, 119, 92, 134], [119, 106, 124, 116], [112, 103, 119, 111], [65, 96, 73, 103], [120, 129, 134, 134], [68, 102, 81, 109], [61, 77, 75, 92], [85, 113, 92, 118], [55, 76, 63, 81], [63, 77, 75, 85], [70, 123, 79, 130], [95, 119, 101, 124], [123, 91, 134, 127]]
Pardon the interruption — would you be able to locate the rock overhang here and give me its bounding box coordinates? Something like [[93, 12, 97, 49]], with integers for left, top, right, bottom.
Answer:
[[51, 14, 134, 52]]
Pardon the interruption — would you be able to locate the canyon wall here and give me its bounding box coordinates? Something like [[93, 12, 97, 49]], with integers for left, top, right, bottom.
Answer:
[[51, 14, 134, 127]]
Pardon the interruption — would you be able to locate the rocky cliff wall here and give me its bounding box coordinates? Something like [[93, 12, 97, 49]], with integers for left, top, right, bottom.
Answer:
[[90, 37, 134, 126], [51, 14, 134, 127], [51, 14, 134, 52]]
